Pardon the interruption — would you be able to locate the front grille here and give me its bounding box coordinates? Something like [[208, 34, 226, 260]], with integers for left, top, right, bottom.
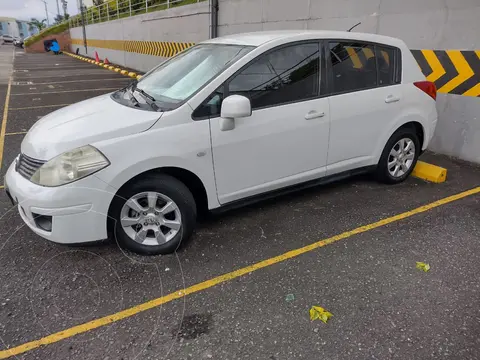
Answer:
[[16, 154, 46, 180]]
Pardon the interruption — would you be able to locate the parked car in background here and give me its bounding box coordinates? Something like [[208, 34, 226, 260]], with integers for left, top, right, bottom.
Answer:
[[5, 30, 438, 255], [13, 36, 25, 48], [1, 34, 13, 44]]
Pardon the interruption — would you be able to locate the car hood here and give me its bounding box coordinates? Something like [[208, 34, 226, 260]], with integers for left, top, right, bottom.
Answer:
[[22, 93, 162, 160]]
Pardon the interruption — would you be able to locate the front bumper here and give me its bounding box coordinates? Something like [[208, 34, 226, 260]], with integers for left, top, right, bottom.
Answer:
[[5, 160, 117, 244]]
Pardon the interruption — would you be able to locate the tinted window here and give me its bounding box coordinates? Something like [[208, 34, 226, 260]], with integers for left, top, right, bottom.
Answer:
[[227, 43, 320, 110], [329, 42, 377, 93], [192, 86, 225, 119], [376, 46, 396, 86]]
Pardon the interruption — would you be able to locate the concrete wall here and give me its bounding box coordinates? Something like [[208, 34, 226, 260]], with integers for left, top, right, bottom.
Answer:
[[70, 0, 480, 163], [70, 1, 209, 72], [217, 0, 480, 163]]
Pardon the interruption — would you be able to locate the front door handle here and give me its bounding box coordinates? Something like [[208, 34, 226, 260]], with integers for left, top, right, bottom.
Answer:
[[305, 110, 325, 120], [385, 95, 401, 104]]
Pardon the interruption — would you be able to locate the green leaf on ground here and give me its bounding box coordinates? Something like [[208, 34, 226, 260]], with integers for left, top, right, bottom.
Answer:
[[309, 306, 333, 323], [416, 262, 431, 272]]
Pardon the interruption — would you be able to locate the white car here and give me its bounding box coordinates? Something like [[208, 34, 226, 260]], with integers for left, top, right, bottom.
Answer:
[[5, 30, 438, 255], [1, 34, 14, 43]]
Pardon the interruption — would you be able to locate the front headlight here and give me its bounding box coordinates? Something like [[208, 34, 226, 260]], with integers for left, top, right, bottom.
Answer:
[[30, 145, 110, 187]]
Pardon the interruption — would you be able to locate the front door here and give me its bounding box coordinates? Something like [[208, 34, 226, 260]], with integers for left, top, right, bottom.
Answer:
[[209, 42, 331, 204]]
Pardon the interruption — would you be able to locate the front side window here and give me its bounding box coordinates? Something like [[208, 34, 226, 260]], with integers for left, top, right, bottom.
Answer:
[[129, 44, 253, 110], [227, 43, 321, 110], [329, 41, 377, 93]]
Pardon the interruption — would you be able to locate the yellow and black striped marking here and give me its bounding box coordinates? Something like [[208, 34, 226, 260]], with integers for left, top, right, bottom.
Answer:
[[412, 50, 480, 97], [71, 38, 195, 58]]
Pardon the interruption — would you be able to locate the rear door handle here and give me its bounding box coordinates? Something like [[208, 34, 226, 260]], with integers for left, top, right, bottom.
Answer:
[[385, 95, 401, 104], [305, 110, 325, 120]]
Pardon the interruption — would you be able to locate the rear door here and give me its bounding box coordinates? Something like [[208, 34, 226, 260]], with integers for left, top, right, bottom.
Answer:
[[325, 40, 402, 175]]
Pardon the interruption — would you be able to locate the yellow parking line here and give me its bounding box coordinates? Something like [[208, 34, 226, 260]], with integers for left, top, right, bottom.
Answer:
[[0, 75, 12, 169], [1, 186, 479, 359], [9, 104, 71, 111], [11, 88, 119, 96]]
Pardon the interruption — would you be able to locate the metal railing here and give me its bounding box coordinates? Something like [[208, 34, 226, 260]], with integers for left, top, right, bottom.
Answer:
[[69, 0, 205, 28]]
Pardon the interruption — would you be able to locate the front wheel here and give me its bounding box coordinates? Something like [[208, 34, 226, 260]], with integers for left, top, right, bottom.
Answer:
[[376, 128, 420, 184], [109, 174, 197, 255]]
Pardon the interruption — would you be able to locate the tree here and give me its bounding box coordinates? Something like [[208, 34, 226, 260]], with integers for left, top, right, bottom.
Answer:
[[54, 14, 70, 24], [29, 18, 47, 31], [93, 0, 104, 5]]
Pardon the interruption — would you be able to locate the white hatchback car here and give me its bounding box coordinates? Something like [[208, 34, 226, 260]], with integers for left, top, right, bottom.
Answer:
[[5, 31, 438, 255]]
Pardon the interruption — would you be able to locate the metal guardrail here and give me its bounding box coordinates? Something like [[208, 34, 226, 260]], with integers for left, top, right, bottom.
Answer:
[[69, 0, 206, 27]]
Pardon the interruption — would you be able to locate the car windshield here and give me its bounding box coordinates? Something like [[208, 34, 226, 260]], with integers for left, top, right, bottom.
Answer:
[[134, 44, 254, 109]]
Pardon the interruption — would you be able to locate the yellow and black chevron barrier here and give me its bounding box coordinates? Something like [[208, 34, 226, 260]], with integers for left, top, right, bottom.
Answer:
[[411, 50, 480, 97], [71, 38, 479, 97], [71, 38, 195, 58]]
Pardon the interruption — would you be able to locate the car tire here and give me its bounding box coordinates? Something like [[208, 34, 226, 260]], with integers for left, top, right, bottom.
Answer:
[[376, 127, 420, 184], [109, 174, 197, 255]]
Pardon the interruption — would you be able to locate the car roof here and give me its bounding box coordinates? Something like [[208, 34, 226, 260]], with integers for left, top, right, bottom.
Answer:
[[203, 30, 403, 48]]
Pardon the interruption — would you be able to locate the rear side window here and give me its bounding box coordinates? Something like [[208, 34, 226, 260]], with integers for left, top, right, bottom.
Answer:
[[329, 42, 377, 93], [227, 42, 321, 110], [328, 41, 400, 94]]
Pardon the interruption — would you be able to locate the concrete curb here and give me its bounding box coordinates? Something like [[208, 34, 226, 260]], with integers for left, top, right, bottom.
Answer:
[[64, 52, 143, 80], [63, 52, 447, 184]]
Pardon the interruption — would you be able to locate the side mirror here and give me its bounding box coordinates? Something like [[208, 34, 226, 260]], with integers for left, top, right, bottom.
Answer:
[[219, 95, 252, 131]]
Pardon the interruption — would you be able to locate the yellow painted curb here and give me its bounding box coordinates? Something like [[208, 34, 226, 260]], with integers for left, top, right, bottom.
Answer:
[[65, 51, 144, 81], [412, 161, 447, 183]]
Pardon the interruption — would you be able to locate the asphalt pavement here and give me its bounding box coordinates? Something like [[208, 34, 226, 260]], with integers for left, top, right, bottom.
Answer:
[[0, 45, 479, 360]]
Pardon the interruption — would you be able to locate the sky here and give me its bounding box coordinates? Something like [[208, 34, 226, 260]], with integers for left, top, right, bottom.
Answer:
[[0, 0, 80, 22]]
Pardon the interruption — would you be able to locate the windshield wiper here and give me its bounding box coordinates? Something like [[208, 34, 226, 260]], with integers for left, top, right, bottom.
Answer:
[[132, 83, 160, 111], [120, 81, 140, 107]]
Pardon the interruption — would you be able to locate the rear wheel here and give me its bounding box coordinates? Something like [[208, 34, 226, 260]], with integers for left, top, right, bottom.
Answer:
[[110, 174, 197, 255], [376, 127, 420, 184]]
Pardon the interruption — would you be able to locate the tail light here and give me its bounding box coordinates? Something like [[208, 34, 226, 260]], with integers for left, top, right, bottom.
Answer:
[[414, 81, 437, 100]]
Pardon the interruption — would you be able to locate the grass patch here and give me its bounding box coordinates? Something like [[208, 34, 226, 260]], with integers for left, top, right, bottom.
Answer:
[[24, 22, 69, 47]]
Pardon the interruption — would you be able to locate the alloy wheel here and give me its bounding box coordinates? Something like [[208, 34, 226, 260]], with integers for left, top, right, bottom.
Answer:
[[119, 192, 182, 246], [387, 138, 416, 178]]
